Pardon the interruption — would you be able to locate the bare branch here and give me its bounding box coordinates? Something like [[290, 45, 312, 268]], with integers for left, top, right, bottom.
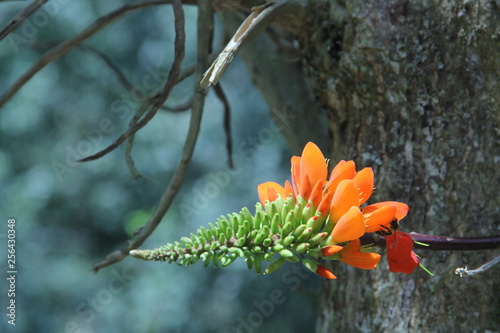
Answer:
[[78, 0, 187, 162], [78, 45, 134, 91], [0, 0, 175, 110], [213, 84, 234, 168], [0, 0, 48, 42], [161, 98, 193, 112], [92, 0, 213, 273]]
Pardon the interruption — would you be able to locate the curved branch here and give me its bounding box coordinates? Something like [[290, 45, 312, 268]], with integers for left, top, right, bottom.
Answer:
[[0, 0, 174, 109], [92, 0, 212, 273], [78, 0, 187, 162], [0, 0, 48, 42]]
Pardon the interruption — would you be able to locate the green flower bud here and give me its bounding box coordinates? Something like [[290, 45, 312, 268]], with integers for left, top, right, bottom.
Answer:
[[282, 235, 295, 247], [296, 227, 313, 243], [264, 257, 286, 275]]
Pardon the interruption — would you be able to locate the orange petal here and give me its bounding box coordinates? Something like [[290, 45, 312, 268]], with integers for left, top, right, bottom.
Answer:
[[386, 232, 419, 274], [308, 178, 325, 209], [363, 204, 397, 233], [257, 182, 285, 204], [325, 160, 356, 194], [316, 265, 337, 279], [362, 201, 409, 221], [299, 142, 327, 190], [317, 190, 334, 217], [330, 179, 360, 223], [291, 156, 301, 195], [352, 167, 374, 205], [339, 239, 381, 270], [284, 180, 294, 199], [330, 206, 365, 243], [299, 175, 312, 200], [321, 245, 343, 257]]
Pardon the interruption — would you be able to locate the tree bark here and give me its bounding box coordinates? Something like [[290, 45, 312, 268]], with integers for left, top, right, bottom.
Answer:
[[227, 0, 500, 331]]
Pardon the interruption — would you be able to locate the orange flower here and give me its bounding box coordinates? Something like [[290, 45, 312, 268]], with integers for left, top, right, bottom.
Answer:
[[339, 239, 381, 270], [363, 201, 409, 233]]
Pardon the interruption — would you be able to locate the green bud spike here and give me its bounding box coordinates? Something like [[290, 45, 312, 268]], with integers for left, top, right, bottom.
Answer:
[[294, 242, 310, 253], [293, 202, 304, 227], [252, 245, 263, 253], [271, 214, 281, 234], [180, 237, 193, 245], [280, 202, 290, 219], [243, 220, 251, 235], [237, 225, 246, 238], [261, 214, 271, 228], [272, 244, 285, 252], [308, 232, 328, 247], [218, 233, 227, 244], [253, 231, 265, 245], [279, 249, 295, 259], [210, 242, 219, 251], [264, 257, 286, 275], [301, 257, 318, 273], [284, 210, 295, 228], [296, 227, 313, 243], [241, 207, 253, 223], [262, 238, 272, 247], [198, 227, 207, 239], [280, 221, 293, 238], [264, 252, 274, 261], [253, 209, 263, 229], [225, 226, 233, 239], [292, 224, 307, 238], [235, 237, 246, 247], [246, 256, 254, 270], [302, 203, 314, 221], [254, 256, 262, 274], [230, 213, 239, 230], [248, 229, 259, 240], [282, 235, 295, 247]]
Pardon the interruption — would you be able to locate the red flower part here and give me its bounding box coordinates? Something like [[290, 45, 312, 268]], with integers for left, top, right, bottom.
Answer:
[[316, 265, 337, 279], [386, 231, 419, 274]]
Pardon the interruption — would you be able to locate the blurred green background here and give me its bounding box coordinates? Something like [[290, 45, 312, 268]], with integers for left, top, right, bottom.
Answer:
[[0, 2, 322, 332]]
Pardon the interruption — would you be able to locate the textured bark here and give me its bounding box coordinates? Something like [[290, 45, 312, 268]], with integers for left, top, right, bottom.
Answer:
[[301, 1, 500, 332], [224, 0, 500, 332]]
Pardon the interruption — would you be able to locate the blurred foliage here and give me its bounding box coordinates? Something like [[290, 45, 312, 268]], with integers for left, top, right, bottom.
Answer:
[[0, 1, 321, 332]]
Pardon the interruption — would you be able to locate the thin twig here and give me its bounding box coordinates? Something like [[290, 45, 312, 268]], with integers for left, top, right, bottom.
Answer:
[[0, 0, 174, 109], [455, 255, 500, 277], [0, 0, 48, 42], [213, 84, 234, 168], [78, 0, 187, 163], [92, 0, 212, 273], [125, 98, 153, 179], [78, 45, 134, 91], [161, 97, 193, 112]]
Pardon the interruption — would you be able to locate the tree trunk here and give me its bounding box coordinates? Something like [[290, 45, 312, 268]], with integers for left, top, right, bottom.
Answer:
[[229, 0, 500, 331]]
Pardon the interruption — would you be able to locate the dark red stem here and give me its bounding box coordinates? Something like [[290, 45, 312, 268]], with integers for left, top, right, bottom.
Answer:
[[360, 233, 500, 251]]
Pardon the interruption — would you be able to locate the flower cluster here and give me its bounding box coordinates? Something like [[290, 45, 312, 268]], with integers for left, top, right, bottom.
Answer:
[[130, 142, 421, 279], [258, 142, 416, 278]]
